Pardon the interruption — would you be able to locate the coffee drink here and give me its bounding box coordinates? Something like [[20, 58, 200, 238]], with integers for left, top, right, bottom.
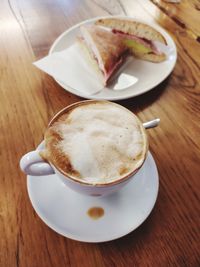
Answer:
[[43, 101, 148, 185]]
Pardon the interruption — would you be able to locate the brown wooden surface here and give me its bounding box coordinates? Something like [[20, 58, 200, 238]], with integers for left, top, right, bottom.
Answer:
[[0, 0, 200, 266]]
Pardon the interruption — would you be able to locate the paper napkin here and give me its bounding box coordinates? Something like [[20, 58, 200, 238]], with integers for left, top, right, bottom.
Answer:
[[34, 43, 104, 95]]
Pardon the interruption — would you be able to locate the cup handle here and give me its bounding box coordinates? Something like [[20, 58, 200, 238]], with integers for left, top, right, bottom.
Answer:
[[20, 150, 55, 176]]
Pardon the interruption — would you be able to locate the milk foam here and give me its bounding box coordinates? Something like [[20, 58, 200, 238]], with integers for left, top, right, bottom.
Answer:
[[55, 103, 145, 183]]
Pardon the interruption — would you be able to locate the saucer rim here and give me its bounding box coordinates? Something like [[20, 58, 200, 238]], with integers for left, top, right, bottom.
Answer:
[[27, 150, 159, 243]]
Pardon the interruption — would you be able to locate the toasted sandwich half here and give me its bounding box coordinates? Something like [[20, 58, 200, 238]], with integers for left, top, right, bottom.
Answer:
[[78, 25, 129, 86], [96, 18, 167, 63]]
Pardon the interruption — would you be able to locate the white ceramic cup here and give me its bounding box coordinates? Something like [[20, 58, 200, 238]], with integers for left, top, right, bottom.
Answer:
[[20, 101, 148, 196]]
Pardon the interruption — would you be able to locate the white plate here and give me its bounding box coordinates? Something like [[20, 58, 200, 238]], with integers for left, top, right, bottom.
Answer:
[[49, 16, 177, 101], [27, 151, 159, 243]]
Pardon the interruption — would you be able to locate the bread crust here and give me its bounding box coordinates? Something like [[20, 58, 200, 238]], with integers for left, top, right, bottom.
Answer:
[[135, 52, 166, 62], [80, 26, 127, 74], [95, 18, 167, 45], [78, 25, 129, 85], [77, 37, 105, 85]]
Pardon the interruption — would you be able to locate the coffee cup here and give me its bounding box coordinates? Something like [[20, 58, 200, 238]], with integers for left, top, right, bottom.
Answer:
[[20, 100, 148, 196]]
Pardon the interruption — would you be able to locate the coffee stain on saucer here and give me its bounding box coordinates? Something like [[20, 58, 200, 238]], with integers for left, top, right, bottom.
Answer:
[[87, 207, 104, 220]]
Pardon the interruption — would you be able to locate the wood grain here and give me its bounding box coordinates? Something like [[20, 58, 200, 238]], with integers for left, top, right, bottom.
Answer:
[[150, 0, 200, 38], [0, 0, 200, 266]]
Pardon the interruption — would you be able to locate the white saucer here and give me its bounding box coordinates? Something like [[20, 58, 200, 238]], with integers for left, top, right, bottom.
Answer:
[[27, 152, 159, 243], [49, 15, 177, 101]]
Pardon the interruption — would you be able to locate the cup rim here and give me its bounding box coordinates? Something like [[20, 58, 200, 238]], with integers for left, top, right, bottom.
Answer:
[[44, 100, 148, 187]]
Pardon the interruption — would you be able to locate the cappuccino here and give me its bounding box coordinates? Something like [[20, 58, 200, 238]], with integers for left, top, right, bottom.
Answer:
[[43, 101, 147, 185]]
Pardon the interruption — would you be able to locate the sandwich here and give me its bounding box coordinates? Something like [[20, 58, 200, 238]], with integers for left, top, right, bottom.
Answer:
[[78, 25, 129, 86], [95, 18, 167, 63]]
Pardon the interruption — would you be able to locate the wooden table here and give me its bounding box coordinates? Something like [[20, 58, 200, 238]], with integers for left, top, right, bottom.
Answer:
[[1, 0, 199, 266]]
